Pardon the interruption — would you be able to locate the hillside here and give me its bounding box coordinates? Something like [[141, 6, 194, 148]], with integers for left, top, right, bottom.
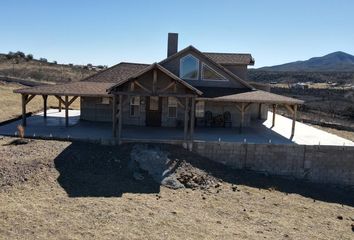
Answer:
[[249, 70, 354, 84], [0, 52, 100, 83], [259, 51, 354, 72]]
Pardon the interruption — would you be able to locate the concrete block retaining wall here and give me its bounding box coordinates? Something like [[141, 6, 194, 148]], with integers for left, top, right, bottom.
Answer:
[[193, 141, 354, 186]]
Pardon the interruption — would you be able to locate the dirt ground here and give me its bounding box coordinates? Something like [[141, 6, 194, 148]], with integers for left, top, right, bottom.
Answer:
[[0, 81, 80, 122], [0, 136, 353, 240]]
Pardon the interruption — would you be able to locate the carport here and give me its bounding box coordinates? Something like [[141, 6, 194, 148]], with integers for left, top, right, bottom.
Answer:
[[13, 82, 115, 127]]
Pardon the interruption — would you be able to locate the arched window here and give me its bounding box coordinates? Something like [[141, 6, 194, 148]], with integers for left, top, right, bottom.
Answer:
[[180, 54, 199, 80]]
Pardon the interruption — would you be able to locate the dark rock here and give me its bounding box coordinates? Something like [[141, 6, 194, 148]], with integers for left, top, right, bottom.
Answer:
[[337, 215, 343, 220]]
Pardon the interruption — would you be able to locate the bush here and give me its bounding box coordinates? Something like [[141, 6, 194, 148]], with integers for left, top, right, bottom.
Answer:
[[39, 58, 47, 62], [53, 61, 57, 64], [15, 51, 25, 58], [26, 54, 33, 60], [6, 51, 15, 59]]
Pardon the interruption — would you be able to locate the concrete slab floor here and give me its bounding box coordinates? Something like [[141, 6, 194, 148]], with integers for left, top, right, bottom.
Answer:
[[0, 109, 353, 146]]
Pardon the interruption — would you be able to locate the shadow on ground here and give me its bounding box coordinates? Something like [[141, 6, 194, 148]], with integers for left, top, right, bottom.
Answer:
[[55, 142, 353, 207], [54, 142, 160, 197], [164, 144, 354, 207]]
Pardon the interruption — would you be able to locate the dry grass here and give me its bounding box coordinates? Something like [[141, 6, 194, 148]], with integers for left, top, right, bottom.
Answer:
[[310, 124, 354, 142], [0, 137, 353, 240], [0, 55, 95, 83], [0, 81, 80, 123]]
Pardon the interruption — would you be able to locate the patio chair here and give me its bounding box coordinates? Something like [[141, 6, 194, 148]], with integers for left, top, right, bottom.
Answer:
[[224, 111, 232, 128], [205, 111, 213, 127], [214, 114, 224, 127]]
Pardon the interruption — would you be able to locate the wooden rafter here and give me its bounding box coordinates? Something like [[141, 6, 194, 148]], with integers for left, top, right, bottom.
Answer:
[[26, 94, 35, 105], [159, 81, 175, 93], [134, 81, 152, 94]]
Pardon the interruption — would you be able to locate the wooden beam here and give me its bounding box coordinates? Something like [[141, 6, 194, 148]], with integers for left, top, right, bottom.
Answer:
[[113, 91, 195, 98], [42, 95, 48, 118], [21, 94, 27, 127], [284, 104, 295, 115], [58, 99, 62, 112], [190, 97, 196, 141], [65, 96, 69, 127], [258, 103, 262, 119], [26, 94, 35, 104], [184, 97, 189, 143], [159, 81, 175, 93], [240, 103, 245, 131], [55, 95, 65, 106], [152, 69, 157, 94], [67, 96, 78, 107], [291, 105, 297, 138], [118, 95, 123, 144], [112, 95, 117, 137], [134, 81, 152, 94], [272, 104, 277, 127]]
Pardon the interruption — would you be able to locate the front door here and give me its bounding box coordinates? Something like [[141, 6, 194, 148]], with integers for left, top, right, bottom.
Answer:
[[146, 96, 162, 126]]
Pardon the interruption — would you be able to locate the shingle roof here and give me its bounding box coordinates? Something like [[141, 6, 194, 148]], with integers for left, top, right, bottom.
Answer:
[[203, 52, 254, 65], [13, 82, 114, 97], [82, 62, 150, 83], [196, 87, 250, 98], [199, 90, 304, 105]]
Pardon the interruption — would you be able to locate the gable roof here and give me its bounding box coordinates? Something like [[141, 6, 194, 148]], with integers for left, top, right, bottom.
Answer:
[[82, 62, 149, 83], [107, 63, 202, 95], [203, 52, 255, 65], [159, 45, 255, 90]]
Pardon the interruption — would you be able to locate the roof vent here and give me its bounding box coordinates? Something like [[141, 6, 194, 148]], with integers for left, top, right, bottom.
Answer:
[[167, 33, 178, 57]]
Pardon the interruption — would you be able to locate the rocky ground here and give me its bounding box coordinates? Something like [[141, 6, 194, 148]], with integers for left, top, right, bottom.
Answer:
[[0, 136, 353, 239]]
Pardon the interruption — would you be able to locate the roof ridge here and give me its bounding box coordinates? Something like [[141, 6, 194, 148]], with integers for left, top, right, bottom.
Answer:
[[119, 62, 150, 65], [203, 52, 252, 55]]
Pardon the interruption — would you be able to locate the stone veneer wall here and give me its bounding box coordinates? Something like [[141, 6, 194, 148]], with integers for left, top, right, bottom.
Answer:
[[193, 141, 354, 186]]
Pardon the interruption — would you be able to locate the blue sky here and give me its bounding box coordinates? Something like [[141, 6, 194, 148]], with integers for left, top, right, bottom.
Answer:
[[1, 0, 353, 67]]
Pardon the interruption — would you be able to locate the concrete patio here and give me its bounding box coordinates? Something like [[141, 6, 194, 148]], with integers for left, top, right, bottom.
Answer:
[[0, 109, 353, 146]]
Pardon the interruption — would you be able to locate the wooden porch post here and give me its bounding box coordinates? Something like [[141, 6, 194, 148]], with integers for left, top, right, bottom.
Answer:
[[58, 99, 62, 112], [21, 94, 27, 126], [184, 97, 189, 143], [112, 95, 117, 137], [118, 95, 123, 144], [240, 103, 245, 132], [42, 95, 48, 118], [291, 105, 297, 138], [272, 104, 277, 127], [190, 97, 196, 141], [258, 103, 262, 119], [65, 96, 69, 127]]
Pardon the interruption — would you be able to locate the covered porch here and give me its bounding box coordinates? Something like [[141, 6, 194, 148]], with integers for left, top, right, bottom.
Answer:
[[1, 109, 353, 146]]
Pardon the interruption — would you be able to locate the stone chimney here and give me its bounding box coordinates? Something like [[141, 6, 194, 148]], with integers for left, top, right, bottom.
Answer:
[[167, 33, 178, 57]]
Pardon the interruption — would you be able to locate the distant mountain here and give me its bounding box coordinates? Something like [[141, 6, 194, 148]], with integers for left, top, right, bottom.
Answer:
[[258, 51, 354, 72]]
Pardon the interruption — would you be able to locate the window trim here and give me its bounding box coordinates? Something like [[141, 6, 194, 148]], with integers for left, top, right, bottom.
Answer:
[[179, 54, 200, 80], [130, 96, 140, 117], [167, 97, 178, 118], [201, 63, 228, 81]]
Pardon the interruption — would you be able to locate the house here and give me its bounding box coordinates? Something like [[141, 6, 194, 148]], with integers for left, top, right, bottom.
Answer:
[[14, 33, 303, 143]]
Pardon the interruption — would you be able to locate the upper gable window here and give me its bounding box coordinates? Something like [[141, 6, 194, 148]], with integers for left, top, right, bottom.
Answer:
[[180, 54, 199, 80], [202, 63, 227, 81]]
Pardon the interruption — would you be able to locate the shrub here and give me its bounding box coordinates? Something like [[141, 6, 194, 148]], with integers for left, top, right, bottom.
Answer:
[[15, 51, 25, 58], [26, 54, 33, 60], [39, 58, 47, 62], [53, 61, 57, 64]]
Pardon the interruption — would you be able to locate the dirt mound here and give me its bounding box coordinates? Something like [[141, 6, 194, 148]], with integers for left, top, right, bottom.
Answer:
[[130, 144, 218, 190]]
